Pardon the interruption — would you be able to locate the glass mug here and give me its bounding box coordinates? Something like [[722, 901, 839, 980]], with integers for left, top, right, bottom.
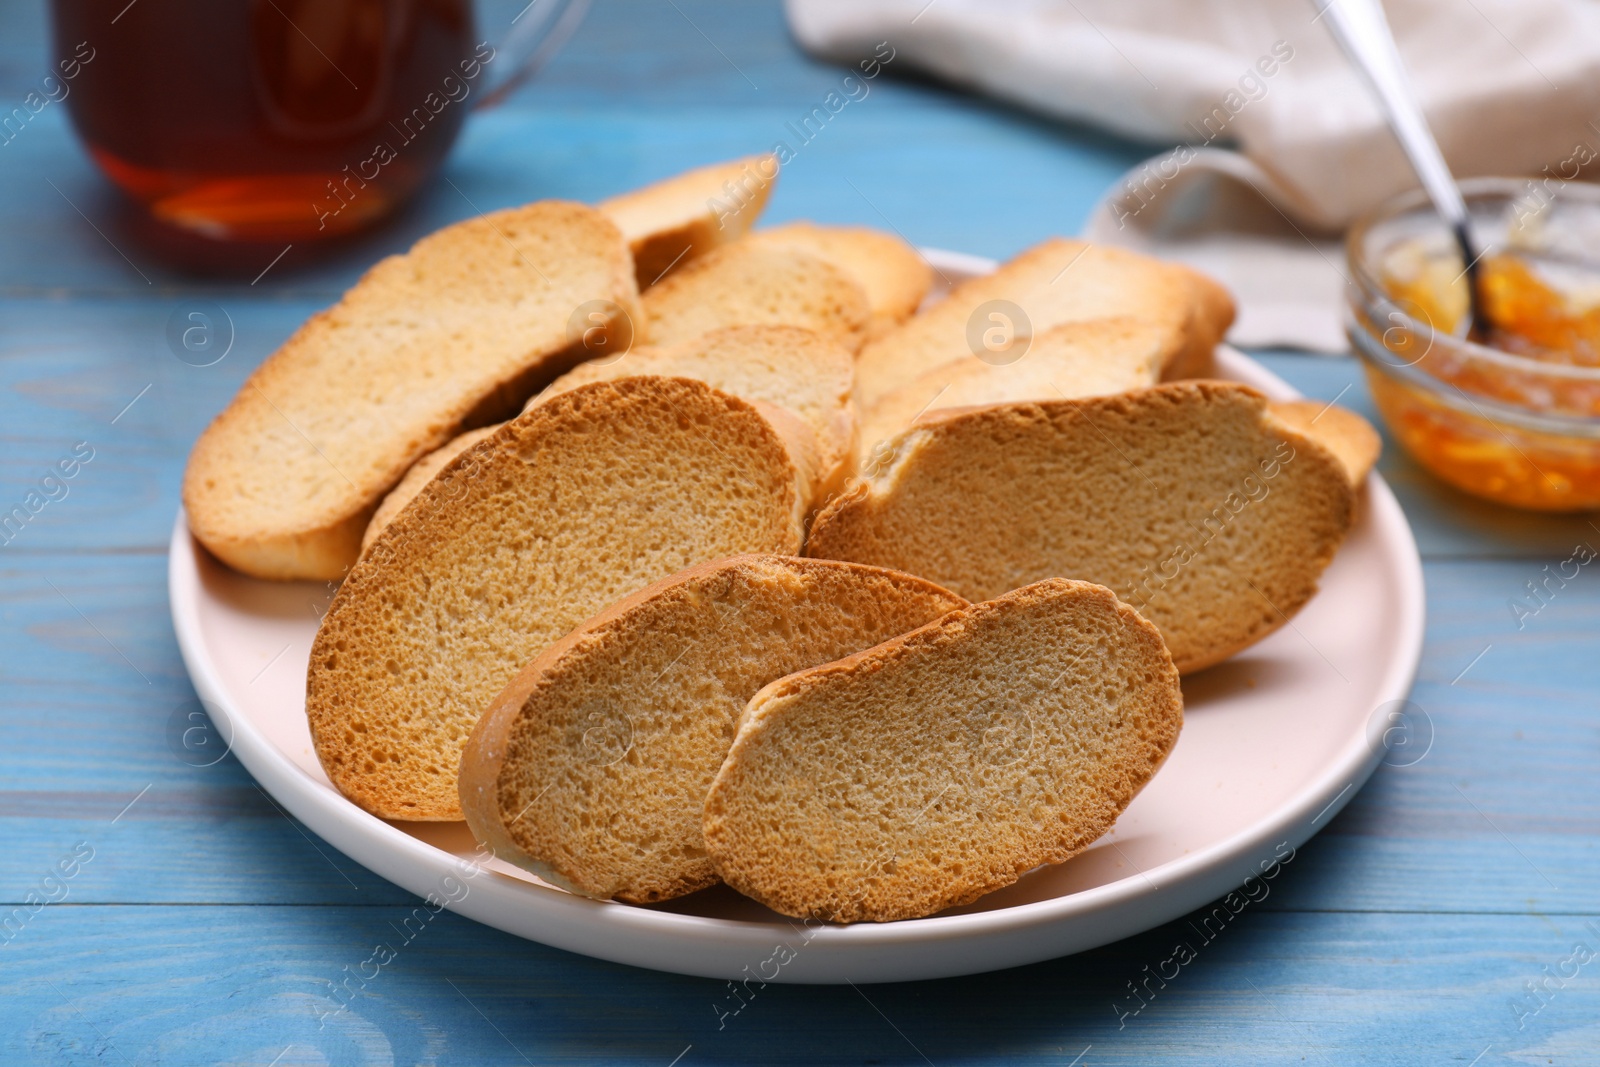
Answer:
[[49, 0, 587, 244]]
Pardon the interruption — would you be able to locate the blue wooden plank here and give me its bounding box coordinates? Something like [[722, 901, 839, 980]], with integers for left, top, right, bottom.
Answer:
[[0, 551, 414, 905], [3, 906, 1597, 1065], [0, 293, 326, 552], [0, 2, 47, 97]]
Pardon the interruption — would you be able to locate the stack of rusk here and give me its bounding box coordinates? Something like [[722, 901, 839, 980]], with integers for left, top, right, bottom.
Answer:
[[183, 157, 1378, 922]]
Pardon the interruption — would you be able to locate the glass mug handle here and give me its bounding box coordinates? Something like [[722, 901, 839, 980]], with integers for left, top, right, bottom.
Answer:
[[475, 0, 592, 109]]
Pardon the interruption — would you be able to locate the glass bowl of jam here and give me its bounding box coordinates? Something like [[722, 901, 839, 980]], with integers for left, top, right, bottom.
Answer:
[[1348, 176, 1600, 510]]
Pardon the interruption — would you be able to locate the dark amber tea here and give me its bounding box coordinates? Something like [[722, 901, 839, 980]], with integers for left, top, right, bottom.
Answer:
[[52, 0, 485, 242]]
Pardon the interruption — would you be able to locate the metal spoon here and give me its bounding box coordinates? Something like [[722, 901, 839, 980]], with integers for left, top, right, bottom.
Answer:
[[1312, 0, 1490, 337]]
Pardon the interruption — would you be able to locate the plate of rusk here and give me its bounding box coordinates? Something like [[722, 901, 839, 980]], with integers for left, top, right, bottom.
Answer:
[[170, 155, 1423, 983]]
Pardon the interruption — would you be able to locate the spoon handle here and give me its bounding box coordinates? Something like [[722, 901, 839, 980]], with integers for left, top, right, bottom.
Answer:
[[1314, 0, 1488, 336], [1313, 0, 1469, 227]]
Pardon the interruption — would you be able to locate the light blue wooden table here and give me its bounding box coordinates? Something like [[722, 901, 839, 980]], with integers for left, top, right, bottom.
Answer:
[[4, 2, 1599, 1063]]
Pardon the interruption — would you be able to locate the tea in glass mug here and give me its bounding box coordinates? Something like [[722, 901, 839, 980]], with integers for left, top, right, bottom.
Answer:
[[50, 0, 586, 243]]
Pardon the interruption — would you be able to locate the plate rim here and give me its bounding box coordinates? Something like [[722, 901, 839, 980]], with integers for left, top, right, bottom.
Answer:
[[168, 246, 1426, 982]]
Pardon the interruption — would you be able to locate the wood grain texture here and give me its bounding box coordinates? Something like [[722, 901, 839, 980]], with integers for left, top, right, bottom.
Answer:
[[3, 1, 1598, 1062], [4, 907, 1599, 1066]]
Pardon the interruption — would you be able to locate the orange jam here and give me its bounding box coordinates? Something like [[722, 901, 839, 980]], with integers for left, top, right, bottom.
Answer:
[[1364, 246, 1600, 510], [1387, 253, 1600, 366]]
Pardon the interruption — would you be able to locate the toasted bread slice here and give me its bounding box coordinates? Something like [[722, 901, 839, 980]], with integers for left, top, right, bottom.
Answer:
[[853, 238, 1233, 409], [529, 325, 858, 500], [360, 381, 823, 554], [308, 378, 811, 821], [1267, 400, 1381, 487], [601, 155, 778, 289], [806, 382, 1354, 674], [641, 242, 872, 351], [360, 425, 499, 553], [183, 201, 640, 581], [363, 321, 859, 550], [1176, 265, 1237, 378], [857, 317, 1182, 465], [460, 555, 966, 903], [746, 222, 932, 340], [704, 577, 1183, 922]]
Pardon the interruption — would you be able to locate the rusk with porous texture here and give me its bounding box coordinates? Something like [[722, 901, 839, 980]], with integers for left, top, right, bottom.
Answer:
[[308, 377, 810, 820], [807, 382, 1355, 674], [704, 578, 1183, 922], [461, 554, 966, 903], [642, 241, 872, 351], [184, 200, 639, 580], [600, 155, 777, 288], [853, 238, 1232, 409]]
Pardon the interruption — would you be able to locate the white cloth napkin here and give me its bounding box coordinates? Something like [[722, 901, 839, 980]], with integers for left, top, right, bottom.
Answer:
[[786, 0, 1600, 350]]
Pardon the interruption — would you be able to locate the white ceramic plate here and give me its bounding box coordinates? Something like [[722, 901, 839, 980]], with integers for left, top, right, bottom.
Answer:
[[169, 249, 1425, 984]]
